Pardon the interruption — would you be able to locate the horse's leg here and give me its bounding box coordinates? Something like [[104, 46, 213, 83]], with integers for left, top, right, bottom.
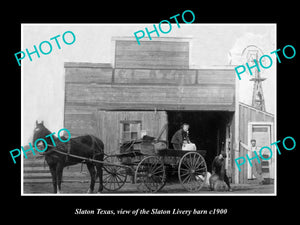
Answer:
[[49, 164, 57, 193], [56, 163, 64, 194], [86, 163, 96, 193], [96, 163, 103, 193]]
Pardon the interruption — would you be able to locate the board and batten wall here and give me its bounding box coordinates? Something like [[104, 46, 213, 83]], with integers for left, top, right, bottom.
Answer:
[[96, 111, 167, 155]]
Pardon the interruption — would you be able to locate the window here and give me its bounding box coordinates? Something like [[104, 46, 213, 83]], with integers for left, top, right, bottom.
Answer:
[[120, 121, 142, 142], [252, 127, 268, 133]]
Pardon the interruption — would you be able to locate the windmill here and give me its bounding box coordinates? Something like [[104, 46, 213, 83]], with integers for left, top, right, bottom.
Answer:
[[242, 45, 267, 111]]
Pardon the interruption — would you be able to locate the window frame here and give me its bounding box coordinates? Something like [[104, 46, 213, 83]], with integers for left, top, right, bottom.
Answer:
[[119, 120, 142, 143]]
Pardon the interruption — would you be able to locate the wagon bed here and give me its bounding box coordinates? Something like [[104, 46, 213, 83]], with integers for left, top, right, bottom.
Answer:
[[157, 149, 207, 157], [111, 148, 206, 158]]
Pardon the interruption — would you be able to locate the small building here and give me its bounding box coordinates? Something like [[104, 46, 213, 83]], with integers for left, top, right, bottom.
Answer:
[[63, 37, 275, 185], [238, 102, 275, 184]]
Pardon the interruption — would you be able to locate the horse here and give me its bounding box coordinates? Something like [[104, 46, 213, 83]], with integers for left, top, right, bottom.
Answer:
[[32, 121, 105, 194]]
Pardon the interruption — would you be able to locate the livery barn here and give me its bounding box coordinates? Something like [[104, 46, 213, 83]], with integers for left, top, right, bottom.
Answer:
[[64, 38, 237, 183]]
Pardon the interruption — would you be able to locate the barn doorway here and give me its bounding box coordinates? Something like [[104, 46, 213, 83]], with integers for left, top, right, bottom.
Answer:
[[167, 111, 233, 172]]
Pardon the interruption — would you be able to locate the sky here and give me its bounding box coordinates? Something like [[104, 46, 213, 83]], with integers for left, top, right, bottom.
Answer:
[[22, 24, 276, 145]]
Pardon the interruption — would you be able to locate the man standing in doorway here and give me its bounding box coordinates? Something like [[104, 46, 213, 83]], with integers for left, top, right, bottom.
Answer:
[[240, 139, 264, 184], [171, 123, 190, 150]]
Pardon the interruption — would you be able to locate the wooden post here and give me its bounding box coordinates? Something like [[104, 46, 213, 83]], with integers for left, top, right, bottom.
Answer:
[[234, 71, 240, 184]]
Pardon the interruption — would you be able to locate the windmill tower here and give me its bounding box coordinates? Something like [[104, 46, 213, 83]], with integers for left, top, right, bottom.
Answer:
[[242, 45, 267, 111]]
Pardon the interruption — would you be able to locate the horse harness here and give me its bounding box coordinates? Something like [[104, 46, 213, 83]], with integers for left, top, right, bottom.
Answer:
[[65, 140, 71, 162], [50, 137, 102, 164]]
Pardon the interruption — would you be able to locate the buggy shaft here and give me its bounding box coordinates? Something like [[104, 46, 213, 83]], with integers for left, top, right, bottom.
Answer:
[[52, 149, 132, 170]]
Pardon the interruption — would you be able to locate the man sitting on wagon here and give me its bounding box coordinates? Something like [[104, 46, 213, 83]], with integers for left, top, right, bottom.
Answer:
[[171, 123, 196, 150]]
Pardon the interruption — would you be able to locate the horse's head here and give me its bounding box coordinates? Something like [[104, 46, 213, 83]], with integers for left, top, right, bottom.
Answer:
[[33, 120, 53, 146]]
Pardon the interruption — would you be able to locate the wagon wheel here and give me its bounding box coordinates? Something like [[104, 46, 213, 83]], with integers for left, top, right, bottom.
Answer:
[[134, 156, 166, 193], [102, 155, 128, 192], [178, 152, 207, 192]]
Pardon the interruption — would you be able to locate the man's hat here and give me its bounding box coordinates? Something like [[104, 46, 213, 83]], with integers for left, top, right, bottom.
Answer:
[[221, 151, 227, 158]]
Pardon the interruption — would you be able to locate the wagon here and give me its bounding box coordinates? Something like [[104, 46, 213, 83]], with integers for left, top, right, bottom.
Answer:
[[102, 125, 208, 193]]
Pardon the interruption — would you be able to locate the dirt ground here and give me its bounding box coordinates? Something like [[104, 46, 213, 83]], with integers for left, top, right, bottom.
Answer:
[[23, 181, 275, 195]]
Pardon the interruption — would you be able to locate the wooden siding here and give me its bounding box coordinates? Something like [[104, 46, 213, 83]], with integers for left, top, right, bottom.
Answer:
[[196, 69, 236, 85], [65, 83, 235, 109], [62, 64, 237, 181], [23, 153, 121, 187], [96, 111, 167, 155], [65, 67, 113, 84], [115, 40, 189, 69], [114, 68, 196, 85], [64, 110, 167, 155], [64, 64, 236, 113], [238, 103, 274, 184], [64, 113, 98, 137], [63, 63, 236, 157], [23, 155, 91, 185]]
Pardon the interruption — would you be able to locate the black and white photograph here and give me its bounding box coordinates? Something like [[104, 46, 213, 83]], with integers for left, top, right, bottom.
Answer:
[[4, 6, 298, 221], [21, 24, 276, 195]]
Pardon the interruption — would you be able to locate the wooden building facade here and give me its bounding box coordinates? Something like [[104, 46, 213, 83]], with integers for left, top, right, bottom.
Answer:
[[63, 38, 238, 182], [62, 38, 275, 185]]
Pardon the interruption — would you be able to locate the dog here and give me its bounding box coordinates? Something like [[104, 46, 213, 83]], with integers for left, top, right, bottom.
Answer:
[[209, 173, 229, 192], [196, 172, 211, 186]]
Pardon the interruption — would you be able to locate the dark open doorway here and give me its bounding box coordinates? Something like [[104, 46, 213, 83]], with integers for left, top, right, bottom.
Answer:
[[167, 111, 233, 172]]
